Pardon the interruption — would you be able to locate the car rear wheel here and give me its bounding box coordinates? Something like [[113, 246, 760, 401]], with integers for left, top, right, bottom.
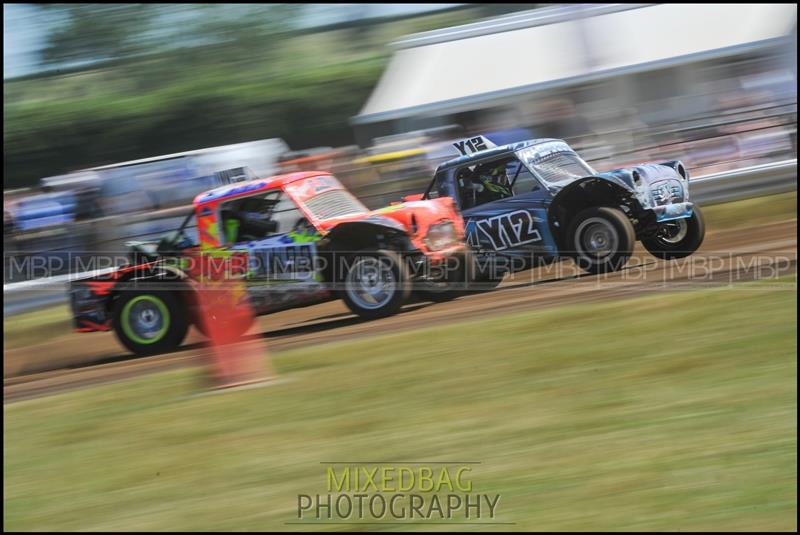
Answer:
[[414, 279, 462, 302], [113, 290, 188, 356], [469, 271, 506, 292], [568, 206, 636, 274], [642, 205, 706, 260], [341, 250, 410, 319], [466, 251, 507, 292], [413, 253, 471, 302]]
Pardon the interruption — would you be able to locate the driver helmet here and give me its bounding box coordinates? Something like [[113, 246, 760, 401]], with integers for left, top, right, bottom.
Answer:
[[480, 162, 512, 194]]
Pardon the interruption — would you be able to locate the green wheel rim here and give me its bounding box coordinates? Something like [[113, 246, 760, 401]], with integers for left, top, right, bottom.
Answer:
[[121, 295, 170, 345]]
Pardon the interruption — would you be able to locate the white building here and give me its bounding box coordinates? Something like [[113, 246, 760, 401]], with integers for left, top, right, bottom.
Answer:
[[352, 4, 797, 148]]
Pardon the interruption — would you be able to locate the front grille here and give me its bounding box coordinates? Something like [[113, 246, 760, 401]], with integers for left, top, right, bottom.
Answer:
[[303, 190, 367, 220], [651, 181, 683, 205]]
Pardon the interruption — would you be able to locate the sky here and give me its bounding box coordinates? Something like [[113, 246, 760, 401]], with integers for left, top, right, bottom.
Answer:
[[3, 3, 461, 79], [3, 4, 47, 79]]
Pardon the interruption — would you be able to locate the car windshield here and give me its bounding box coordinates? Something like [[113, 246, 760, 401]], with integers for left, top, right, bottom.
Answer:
[[175, 209, 199, 246], [516, 143, 595, 185]]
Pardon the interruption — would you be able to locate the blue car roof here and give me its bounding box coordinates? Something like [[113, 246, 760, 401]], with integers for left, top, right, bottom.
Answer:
[[436, 138, 564, 172]]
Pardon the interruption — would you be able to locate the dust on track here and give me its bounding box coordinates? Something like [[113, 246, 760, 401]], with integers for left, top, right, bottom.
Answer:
[[4, 219, 796, 403]]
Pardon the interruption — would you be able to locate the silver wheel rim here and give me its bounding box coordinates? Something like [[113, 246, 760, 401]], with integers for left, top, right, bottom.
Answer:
[[657, 218, 688, 244], [130, 301, 164, 339], [574, 217, 619, 263], [346, 257, 397, 310]]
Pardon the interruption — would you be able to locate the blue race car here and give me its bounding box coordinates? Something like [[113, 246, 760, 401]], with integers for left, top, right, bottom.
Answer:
[[417, 137, 705, 286]]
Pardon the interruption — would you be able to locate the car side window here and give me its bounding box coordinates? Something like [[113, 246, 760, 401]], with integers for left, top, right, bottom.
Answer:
[[511, 166, 540, 195], [426, 171, 453, 200], [220, 191, 307, 244], [456, 166, 479, 210], [457, 157, 517, 210]]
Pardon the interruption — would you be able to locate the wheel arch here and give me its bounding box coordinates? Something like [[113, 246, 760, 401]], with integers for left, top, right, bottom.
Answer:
[[322, 222, 413, 283], [549, 177, 644, 250], [109, 264, 194, 319]]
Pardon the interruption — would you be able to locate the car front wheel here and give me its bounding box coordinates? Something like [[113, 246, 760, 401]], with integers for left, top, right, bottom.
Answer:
[[341, 250, 410, 319], [642, 205, 706, 260], [567, 206, 636, 274]]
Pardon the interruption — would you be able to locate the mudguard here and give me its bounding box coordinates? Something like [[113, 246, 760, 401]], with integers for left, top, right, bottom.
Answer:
[[596, 161, 693, 221], [324, 217, 412, 251], [371, 196, 466, 258]]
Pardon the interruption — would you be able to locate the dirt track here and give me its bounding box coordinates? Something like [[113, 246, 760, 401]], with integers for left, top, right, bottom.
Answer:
[[4, 219, 797, 403]]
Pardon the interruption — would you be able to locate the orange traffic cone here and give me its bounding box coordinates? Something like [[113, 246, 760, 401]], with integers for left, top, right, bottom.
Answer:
[[192, 252, 274, 390]]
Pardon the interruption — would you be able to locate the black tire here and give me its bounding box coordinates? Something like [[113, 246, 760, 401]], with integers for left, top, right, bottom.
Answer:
[[567, 206, 636, 274], [340, 250, 410, 320], [113, 289, 189, 356], [466, 251, 507, 292], [642, 205, 706, 260], [469, 271, 505, 292], [413, 253, 470, 302], [414, 282, 462, 302]]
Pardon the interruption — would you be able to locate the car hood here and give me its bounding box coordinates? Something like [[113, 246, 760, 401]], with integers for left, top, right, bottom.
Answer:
[[541, 162, 689, 213], [600, 163, 690, 209], [315, 210, 408, 234]]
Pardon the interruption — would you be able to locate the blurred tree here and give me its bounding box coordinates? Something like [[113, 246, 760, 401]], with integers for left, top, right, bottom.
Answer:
[[4, 4, 499, 188], [38, 4, 302, 69], [174, 4, 302, 68], [39, 4, 161, 65], [342, 4, 373, 51]]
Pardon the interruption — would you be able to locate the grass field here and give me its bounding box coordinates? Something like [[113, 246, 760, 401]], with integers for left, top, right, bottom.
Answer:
[[701, 190, 796, 230], [4, 277, 796, 531], [4, 304, 72, 351], [4, 190, 797, 353]]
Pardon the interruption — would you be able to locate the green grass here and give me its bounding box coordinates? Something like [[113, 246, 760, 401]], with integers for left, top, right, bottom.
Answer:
[[3, 304, 72, 351], [703, 190, 796, 230], [4, 278, 797, 531]]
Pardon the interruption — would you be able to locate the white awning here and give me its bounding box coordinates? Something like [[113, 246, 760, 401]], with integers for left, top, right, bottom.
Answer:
[[354, 3, 797, 124]]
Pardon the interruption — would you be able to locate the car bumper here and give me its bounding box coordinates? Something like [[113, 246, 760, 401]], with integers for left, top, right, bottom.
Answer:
[[654, 201, 694, 222], [422, 243, 469, 264], [407, 244, 469, 283]]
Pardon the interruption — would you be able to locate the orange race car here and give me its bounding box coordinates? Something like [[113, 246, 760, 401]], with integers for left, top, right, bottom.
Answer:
[[69, 172, 468, 356]]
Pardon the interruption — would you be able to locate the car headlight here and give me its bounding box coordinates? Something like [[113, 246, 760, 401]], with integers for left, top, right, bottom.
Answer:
[[424, 221, 459, 251]]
